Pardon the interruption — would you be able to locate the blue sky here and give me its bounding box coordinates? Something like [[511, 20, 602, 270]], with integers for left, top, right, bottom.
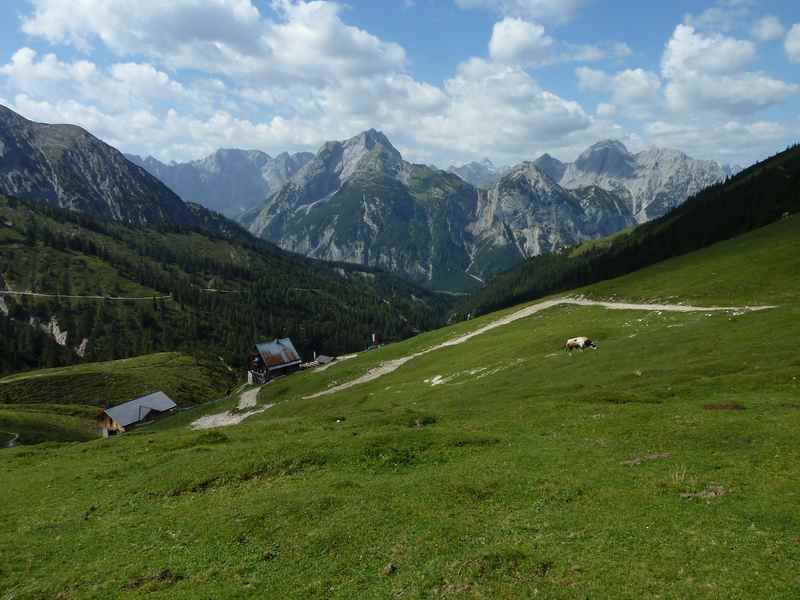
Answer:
[[1, 0, 798, 167]]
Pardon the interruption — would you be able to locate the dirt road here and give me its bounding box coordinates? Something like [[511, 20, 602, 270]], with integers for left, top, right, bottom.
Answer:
[[305, 296, 774, 399], [190, 385, 273, 430]]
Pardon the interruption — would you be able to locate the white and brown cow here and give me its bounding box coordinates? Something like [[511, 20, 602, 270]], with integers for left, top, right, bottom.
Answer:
[[565, 336, 597, 352]]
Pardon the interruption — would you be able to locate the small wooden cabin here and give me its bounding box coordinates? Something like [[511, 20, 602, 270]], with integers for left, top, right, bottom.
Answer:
[[248, 338, 301, 383], [97, 391, 177, 437]]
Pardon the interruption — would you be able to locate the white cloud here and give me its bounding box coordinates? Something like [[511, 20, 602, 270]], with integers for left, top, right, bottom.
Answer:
[[787, 24, 800, 63], [488, 18, 630, 68], [4, 0, 796, 170], [645, 117, 793, 165], [21, 0, 263, 55], [416, 58, 594, 160], [19, 0, 406, 84], [661, 25, 795, 115], [576, 66, 661, 117], [684, 0, 753, 33], [596, 102, 616, 117], [664, 71, 797, 115], [454, 0, 587, 23], [562, 41, 631, 63], [751, 15, 784, 42], [489, 18, 553, 66], [612, 69, 661, 106], [0, 47, 196, 112], [265, 1, 407, 81], [575, 66, 610, 91], [662, 24, 755, 77], [7, 93, 324, 162], [571, 19, 796, 165]]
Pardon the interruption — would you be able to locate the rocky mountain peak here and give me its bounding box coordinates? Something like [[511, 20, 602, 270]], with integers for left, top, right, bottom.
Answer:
[[331, 129, 402, 180], [447, 158, 507, 188], [532, 153, 566, 182], [574, 139, 635, 177], [345, 128, 400, 157], [196, 148, 271, 174], [560, 139, 729, 222], [506, 162, 559, 188]]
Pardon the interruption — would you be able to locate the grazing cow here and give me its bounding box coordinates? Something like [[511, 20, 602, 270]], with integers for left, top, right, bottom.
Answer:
[[565, 336, 597, 352]]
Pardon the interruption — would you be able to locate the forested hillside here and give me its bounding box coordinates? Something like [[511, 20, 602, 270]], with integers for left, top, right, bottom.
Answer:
[[462, 144, 800, 316], [0, 195, 449, 375]]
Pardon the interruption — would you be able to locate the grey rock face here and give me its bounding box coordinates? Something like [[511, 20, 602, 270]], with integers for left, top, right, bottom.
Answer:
[[127, 148, 313, 218], [532, 153, 566, 183], [0, 105, 193, 226], [572, 140, 636, 178], [468, 164, 635, 271], [0, 104, 244, 237], [559, 139, 729, 222], [249, 132, 636, 291], [447, 158, 507, 188]]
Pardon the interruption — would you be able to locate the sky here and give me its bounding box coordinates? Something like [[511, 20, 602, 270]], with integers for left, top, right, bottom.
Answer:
[[0, 0, 798, 168]]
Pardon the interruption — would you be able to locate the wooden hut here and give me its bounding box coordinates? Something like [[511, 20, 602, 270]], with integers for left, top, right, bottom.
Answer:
[[248, 338, 301, 383], [97, 391, 177, 437]]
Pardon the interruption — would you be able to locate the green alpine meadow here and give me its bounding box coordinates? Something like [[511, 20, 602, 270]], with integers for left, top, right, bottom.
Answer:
[[2, 190, 800, 598]]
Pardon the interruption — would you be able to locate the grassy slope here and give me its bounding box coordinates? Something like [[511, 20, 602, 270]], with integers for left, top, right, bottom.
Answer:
[[577, 212, 800, 306], [2, 218, 800, 598], [0, 352, 237, 444]]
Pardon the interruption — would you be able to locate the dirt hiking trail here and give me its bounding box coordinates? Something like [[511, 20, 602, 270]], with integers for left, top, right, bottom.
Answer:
[[305, 297, 774, 400], [190, 385, 273, 430]]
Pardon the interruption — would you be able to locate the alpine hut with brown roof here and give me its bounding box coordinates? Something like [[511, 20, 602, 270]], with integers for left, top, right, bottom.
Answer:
[[248, 338, 302, 383]]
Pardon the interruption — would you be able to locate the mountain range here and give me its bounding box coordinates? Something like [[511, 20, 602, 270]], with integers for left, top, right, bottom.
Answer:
[[449, 141, 740, 222], [126, 149, 313, 218], [242, 130, 641, 291], [242, 130, 736, 290], [557, 140, 740, 222], [0, 103, 742, 293]]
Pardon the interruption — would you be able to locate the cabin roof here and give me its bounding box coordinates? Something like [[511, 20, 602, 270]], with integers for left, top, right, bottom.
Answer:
[[104, 391, 177, 427], [255, 338, 301, 369]]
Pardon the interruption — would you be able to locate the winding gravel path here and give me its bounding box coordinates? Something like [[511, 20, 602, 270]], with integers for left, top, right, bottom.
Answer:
[[190, 385, 273, 430], [304, 297, 774, 399]]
